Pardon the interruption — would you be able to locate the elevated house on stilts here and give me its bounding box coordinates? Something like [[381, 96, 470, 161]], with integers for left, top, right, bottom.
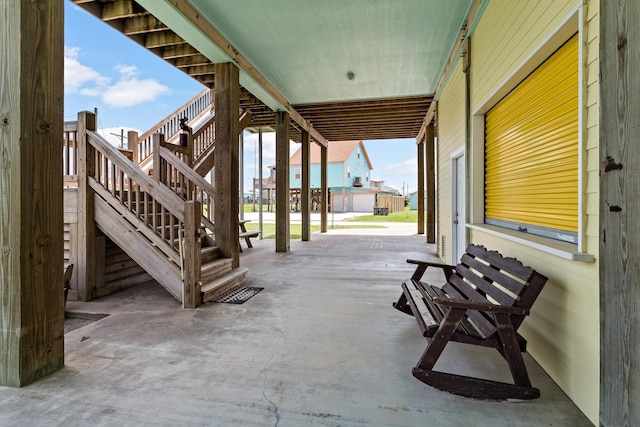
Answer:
[[1, 1, 638, 425]]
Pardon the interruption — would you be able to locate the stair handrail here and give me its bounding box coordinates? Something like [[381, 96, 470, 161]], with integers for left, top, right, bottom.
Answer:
[[135, 88, 212, 166], [87, 129, 204, 308], [88, 129, 187, 221], [191, 109, 252, 176], [136, 107, 216, 173], [153, 134, 216, 230]]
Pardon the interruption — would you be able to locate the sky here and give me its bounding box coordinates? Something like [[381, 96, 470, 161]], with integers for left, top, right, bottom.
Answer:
[[64, 1, 419, 195]]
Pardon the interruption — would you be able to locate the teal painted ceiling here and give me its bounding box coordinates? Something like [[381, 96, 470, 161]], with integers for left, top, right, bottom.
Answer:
[[143, 0, 473, 106]]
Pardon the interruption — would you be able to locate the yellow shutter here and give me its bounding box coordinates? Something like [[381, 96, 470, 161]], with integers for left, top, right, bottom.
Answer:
[[485, 35, 578, 238]]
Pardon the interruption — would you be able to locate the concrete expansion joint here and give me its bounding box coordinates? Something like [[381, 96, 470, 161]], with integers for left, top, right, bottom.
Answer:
[[262, 334, 282, 427]]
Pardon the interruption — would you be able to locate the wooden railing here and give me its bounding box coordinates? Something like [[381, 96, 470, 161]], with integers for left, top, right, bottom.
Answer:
[[135, 89, 212, 165], [84, 128, 202, 307], [87, 130, 188, 260], [191, 114, 216, 166], [152, 134, 215, 231], [65, 120, 137, 186], [63, 121, 78, 186]]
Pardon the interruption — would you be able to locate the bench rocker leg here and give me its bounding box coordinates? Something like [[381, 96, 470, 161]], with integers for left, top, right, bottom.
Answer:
[[412, 310, 540, 400], [392, 292, 413, 316]]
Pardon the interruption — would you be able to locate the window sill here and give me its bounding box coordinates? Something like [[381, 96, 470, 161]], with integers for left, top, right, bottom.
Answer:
[[467, 223, 595, 263]]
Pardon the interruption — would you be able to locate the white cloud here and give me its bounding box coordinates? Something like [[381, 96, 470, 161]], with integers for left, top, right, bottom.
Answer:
[[97, 126, 142, 148], [103, 77, 170, 108], [114, 64, 138, 78], [383, 157, 418, 174], [243, 131, 276, 161], [64, 46, 170, 108], [242, 131, 298, 174], [64, 46, 110, 94]]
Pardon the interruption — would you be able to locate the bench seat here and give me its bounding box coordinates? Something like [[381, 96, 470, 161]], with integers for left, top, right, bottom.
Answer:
[[393, 244, 547, 400]]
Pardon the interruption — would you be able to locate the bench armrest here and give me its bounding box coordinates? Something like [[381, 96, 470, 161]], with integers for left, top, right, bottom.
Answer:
[[432, 297, 530, 316], [406, 259, 456, 281]]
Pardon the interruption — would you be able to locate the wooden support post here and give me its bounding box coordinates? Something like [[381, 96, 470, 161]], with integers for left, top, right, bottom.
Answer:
[[301, 130, 311, 241], [417, 140, 425, 235], [183, 201, 202, 308], [0, 0, 64, 386], [152, 133, 163, 183], [426, 124, 436, 243], [77, 111, 98, 301], [600, 1, 640, 425], [321, 145, 328, 233], [214, 63, 240, 267], [128, 130, 139, 164], [275, 111, 291, 252], [258, 128, 264, 239], [239, 131, 244, 220]]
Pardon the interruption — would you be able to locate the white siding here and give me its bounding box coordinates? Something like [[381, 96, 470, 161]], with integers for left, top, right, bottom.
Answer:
[[435, 1, 600, 423], [436, 61, 466, 264]]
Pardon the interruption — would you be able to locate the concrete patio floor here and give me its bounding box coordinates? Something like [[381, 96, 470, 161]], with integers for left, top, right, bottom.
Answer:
[[0, 227, 592, 426]]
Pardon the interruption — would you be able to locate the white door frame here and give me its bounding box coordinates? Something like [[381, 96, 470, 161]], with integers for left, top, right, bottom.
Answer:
[[451, 148, 466, 263]]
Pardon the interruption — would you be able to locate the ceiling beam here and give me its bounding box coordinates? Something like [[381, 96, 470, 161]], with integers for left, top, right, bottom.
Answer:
[[157, 0, 328, 147], [102, 0, 142, 21], [124, 14, 167, 35], [172, 54, 212, 68], [161, 44, 199, 59], [416, 0, 483, 142], [144, 30, 184, 49]]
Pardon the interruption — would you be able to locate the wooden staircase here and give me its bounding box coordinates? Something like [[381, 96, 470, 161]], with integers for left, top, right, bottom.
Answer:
[[64, 90, 253, 307], [92, 187, 247, 306]]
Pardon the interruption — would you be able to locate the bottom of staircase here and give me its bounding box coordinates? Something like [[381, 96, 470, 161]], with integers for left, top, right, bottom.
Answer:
[[201, 267, 249, 303]]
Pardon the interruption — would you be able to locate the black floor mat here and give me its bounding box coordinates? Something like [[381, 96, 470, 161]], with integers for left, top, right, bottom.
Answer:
[[212, 287, 264, 304]]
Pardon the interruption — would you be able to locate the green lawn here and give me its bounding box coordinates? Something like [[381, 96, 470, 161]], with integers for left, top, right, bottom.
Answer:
[[243, 204, 274, 213], [345, 209, 419, 223], [243, 223, 385, 239]]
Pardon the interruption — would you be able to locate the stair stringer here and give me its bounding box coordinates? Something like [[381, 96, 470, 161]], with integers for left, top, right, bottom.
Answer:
[[94, 195, 183, 302]]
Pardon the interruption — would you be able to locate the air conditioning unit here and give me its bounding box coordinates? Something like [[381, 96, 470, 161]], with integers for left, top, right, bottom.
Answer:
[[353, 176, 363, 187]]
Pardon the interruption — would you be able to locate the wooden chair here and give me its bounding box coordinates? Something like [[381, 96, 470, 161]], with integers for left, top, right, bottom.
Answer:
[[63, 264, 74, 309], [239, 219, 259, 251], [393, 244, 548, 400]]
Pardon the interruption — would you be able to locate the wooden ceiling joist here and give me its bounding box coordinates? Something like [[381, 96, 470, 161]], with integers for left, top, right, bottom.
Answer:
[[161, 44, 200, 60], [144, 30, 184, 49], [123, 14, 168, 35], [172, 54, 212, 68], [101, 0, 143, 21]]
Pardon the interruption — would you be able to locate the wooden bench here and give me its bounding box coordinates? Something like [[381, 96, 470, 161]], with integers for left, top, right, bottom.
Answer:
[[393, 244, 548, 400], [239, 219, 259, 251]]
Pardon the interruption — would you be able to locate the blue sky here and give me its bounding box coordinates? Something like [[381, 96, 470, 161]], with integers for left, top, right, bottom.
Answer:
[[64, 1, 418, 194]]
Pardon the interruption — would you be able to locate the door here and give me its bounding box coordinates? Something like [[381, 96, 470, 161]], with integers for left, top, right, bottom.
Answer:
[[452, 154, 466, 262]]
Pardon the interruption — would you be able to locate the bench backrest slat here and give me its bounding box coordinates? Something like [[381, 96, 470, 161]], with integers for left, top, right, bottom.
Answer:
[[443, 244, 548, 338], [460, 253, 528, 299], [466, 245, 536, 282], [455, 263, 517, 307], [443, 276, 497, 338]]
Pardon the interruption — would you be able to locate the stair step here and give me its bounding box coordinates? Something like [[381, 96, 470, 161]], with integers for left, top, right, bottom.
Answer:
[[200, 245, 220, 263], [201, 267, 249, 303], [200, 258, 232, 283]]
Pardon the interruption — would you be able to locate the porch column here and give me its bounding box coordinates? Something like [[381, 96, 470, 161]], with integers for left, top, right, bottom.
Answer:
[[600, 1, 640, 425], [320, 144, 328, 232], [214, 62, 240, 267], [301, 130, 311, 241], [417, 139, 425, 234], [426, 124, 436, 243], [275, 111, 290, 252], [0, 0, 64, 386], [77, 111, 98, 301]]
